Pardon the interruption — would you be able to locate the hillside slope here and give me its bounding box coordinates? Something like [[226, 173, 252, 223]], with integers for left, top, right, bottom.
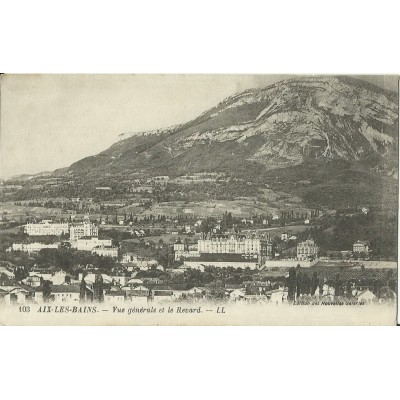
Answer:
[[66, 76, 398, 181]]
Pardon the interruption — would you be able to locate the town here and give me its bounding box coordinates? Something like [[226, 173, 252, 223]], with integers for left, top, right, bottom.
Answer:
[[0, 183, 397, 306]]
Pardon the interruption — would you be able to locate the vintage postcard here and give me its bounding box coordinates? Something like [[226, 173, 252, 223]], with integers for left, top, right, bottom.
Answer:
[[0, 74, 398, 325]]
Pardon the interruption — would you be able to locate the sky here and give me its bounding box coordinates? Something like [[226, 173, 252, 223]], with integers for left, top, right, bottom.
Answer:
[[1, 74, 398, 179]]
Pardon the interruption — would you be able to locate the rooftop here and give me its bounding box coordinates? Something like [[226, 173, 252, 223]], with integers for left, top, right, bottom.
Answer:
[[195, 253, 259, 263], [153, 291, 173, 296], [105, 290, 126, 297], [150, 285, 172, 291], [35, 285, 82, 293], [354, 240, 370, 246]]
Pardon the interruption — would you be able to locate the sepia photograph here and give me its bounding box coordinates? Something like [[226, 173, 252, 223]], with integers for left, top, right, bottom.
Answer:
[[2, 3, 400, 400], [0, 74, 398, 325]]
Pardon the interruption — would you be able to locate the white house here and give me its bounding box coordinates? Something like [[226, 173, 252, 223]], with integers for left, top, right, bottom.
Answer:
[[136, 258, 158, 270], [150, 286, 174, 303], [0, 286, 32, 304], [353, 241, 370, 254], [40, 285, 82, 303], [357, 290, 376, 303], [53, 285, 81, 302], [24, 220, 69, 236], [104, 291, 126, 303], [25, 271, 67, 287], [50, 270, 68, 285], [174, 239, 200, 260], [70, 237, 112, 251], [29, 271, 52, 281], [10, 242, 60, 254], [270, 290, 284, 305], [69, 221, 98, 240], [91, 246, 118, 258], [322, 284, 335, 297], [22, 275, 42, 287], [121, 253, 138, 263], [229, 288, 245, 300], [297, 239, 318, 260], [127, 293, 148, 304], [129, 285, 149, 293], [187, 287, 207, 296], [125, 278, 144, 286], [361, 207, 369, 215], [125, 285, 149, 304]]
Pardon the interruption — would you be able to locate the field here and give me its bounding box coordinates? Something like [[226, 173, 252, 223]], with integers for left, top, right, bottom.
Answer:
[[122, 232, 201, 246], [0, 201, 101, 221], [0, 202, 63, 218], [243, 225, 309, 237], [147, 199, 316, 219]]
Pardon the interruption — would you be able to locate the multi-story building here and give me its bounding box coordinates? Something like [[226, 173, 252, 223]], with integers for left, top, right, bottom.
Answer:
[[9, 242, 60, 254], [122, 253, 138, 263], [121, 253, 158, 269], [34, 285, 81, 303], [70, 237, 112, 251], [172, 173, 220, 185], [101, 200, 127, 208], [24, 220, 69, 236], [104, 290, 126, 303], [353, 240, 370, 254], [196, 233, 272, 264], [69, 221, 98, 240], [136, 258, 158, 270], [297, 239, 318, 260], [152, 176, 170, 187], [91, 246, 119, 258], [173, 240, 200, 260]]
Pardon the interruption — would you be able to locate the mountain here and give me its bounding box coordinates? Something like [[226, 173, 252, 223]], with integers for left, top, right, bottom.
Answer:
[[60, 76, 398, 208], [67, 76, 398, 177]]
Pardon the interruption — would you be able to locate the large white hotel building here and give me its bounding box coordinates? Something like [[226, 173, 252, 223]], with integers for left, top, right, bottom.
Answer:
[[24, 220, 69, 236], [175, 233, 272, 265], [198, 234, 268, 257], [69, 221, 98, 240], [24, 220, 98, 240]]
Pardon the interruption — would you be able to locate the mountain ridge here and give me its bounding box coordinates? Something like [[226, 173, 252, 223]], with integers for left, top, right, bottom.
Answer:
[[63, 76, 398, 181]]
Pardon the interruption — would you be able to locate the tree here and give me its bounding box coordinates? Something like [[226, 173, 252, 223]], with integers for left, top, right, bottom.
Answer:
[[346, 281, 353, 298], [80, 277, 87, 302], [93, 273, 104, 302], [311, 272, 319, 296], [301, 273, 311, 295], [296, 272, 302, 298], [43, 280, 52, 302], [201, 219, 209, 239], [334, 274, 341, 297], [15, 266, 28, 281], [287, 268, 296, 302]]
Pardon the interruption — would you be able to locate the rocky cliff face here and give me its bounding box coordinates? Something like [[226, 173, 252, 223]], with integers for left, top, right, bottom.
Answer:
[[67, 76, 398, 177]]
